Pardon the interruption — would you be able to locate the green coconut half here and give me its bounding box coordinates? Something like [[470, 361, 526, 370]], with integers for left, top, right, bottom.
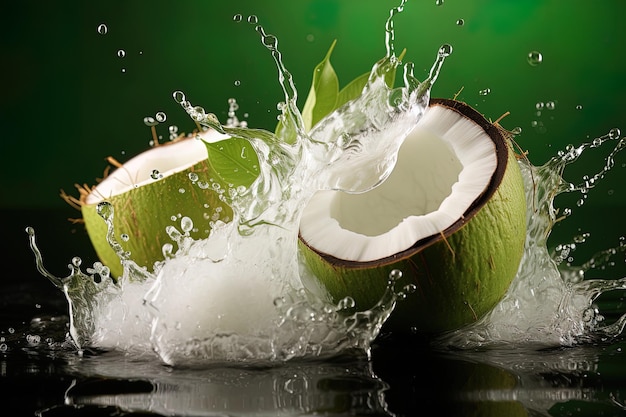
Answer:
[[71, 130, 235, 279], [299, 98, 527, 334]]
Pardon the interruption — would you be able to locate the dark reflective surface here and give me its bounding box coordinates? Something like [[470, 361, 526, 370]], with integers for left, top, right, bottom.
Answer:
[[3, 210, 626, 417], [3, 317, 626, 416]]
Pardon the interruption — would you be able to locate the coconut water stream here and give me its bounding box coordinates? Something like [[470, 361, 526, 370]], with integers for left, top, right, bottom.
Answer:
[[25, 2, 626, 366]]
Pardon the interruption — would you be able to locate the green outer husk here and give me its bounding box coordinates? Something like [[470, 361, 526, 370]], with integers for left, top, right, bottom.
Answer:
[[299, 100, 527, 334], [81, 159, 232, 278]]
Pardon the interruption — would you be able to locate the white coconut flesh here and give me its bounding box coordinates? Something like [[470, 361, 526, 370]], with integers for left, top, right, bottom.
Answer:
[[85, 130, 228, 205], [299, 103, 498, 262]]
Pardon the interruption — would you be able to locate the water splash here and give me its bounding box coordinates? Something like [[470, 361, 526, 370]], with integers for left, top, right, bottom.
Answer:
[[437, 129, 626, 349], [28, 2, 444, 366], [26, 1, 626, 366]]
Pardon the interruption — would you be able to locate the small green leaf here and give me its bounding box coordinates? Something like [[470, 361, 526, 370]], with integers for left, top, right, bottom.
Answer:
[[204, 137, 260, 189], [301, 40, 340, 130], [336, 48, 407, 109], [336, 71, 370, 109]]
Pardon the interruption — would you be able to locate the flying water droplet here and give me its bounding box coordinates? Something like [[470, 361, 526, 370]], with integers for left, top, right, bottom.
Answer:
[[155, 112, 167, 123], [117, 49, 126, 58], [527, 51, 543, 66], [151, 169, 162, 180], [97, 24, 108, 35], [168, 125, 179, 140], [143, 116, 158, 127], [180, 217, 194, 233], [438, 44, 453, 57], [172, 91, 186, 104]]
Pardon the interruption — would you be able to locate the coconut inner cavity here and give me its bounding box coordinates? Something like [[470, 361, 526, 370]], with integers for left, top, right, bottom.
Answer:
[[299, 104, 498, 262]]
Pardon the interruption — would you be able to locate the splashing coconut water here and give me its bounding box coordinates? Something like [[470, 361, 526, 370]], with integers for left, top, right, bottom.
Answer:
[[29, 2, 436, 365], [27, 1, 626, 365]]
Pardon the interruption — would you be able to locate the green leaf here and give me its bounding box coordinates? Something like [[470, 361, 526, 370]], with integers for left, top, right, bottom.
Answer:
[[301, 39, 340, 131], [275, 44, 409, 138], [204, 137, 260, 189], [336, 71, 370, 109], [336, 48, 407, 109]]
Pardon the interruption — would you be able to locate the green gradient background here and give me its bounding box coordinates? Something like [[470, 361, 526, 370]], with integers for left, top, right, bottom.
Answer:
[[2, 0, 625, 272]]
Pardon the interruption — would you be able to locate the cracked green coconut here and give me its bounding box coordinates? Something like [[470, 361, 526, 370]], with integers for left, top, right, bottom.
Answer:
[[288, 43, 527, 334], [63, 129, 255, 278], [299, 98, 527, 334]]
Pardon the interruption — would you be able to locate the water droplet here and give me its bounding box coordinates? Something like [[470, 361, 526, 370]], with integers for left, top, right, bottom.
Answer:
[[173, 91, 186, 104], [233, 14, 243, 23], [337, 297, 356, 310], [155, 112, 167, 123], [168, 125, 179, 140], [546, 101, 556, 110], [536, 102, 545, 110], [117, 49, 126, 58], [438, 44, 453, 57], [609, 128, 621, 140], [435, 0, 444, 5], [456, 19, 465, 26], [234, 80, 241, 86], [178, 188, 186, 194], [121, 68, 126, 73], [247, 15, 258, 24], [143, 116, 158, 126], [389, 269, 403, 281], [188, 172, 199, 182], [97, 24, 108, 35], [180, 217, 193, 233], [576, 104, 583, 110], [478, 88, 491, 96], [527, 51, 543, 66], [121, 234, 130, 242]]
